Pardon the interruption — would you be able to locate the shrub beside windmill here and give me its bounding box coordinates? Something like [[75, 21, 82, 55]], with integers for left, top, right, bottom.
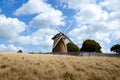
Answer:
[[52, 23, 74, 53]]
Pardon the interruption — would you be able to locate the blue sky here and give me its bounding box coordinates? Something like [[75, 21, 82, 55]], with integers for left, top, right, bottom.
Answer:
[[0, 0, 120, 53]]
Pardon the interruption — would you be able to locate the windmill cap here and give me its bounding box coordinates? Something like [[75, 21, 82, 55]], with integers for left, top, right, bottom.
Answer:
[[52, 33, 65, 40]]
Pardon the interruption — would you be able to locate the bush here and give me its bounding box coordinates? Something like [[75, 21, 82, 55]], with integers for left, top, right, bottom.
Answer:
[[67, 42, 80, 52], [110, 44, 120, 54], [17, 50, 23, 53], [81, 39, 102, 53]]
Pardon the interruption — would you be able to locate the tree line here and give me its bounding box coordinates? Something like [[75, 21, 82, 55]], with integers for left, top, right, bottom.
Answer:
[[67, 39, 120, 54]]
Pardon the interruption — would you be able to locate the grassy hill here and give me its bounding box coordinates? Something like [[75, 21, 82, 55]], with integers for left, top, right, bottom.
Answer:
[[0, 52, 120, 80]]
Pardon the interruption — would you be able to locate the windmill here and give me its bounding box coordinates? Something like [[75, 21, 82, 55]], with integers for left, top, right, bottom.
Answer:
[[52, 23, 74, 53]]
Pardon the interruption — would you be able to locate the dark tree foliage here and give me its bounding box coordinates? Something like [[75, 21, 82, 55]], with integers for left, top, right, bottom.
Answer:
[[80, 39, 102, 53], [110, 44, 120, 54], [17, 50, 23, 53], [67, 42, 80, 52]]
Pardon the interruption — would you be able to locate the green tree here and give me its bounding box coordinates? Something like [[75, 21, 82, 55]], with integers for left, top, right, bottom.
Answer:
[[110, 44, 120, 54], [80, 39, 102, 53], [17, 50, 23, 53], [67, 42, 80, 52]]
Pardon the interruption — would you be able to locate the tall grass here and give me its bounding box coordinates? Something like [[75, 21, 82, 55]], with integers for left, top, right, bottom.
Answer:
[[0, 52, 120, 80]]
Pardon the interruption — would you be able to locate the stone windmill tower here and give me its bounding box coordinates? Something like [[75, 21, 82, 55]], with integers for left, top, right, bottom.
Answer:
[[52, 23, 73, 52]]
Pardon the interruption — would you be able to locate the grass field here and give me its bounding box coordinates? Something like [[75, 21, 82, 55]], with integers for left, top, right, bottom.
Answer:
[[0, 52, 120, 80]]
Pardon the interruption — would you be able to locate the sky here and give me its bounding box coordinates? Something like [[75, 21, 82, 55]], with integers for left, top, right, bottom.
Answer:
[[0, 0, 120, 53]]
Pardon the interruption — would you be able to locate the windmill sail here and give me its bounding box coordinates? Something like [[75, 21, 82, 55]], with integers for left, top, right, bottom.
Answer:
[[64, 22, 72, 34], [53, 35, 62, 49]]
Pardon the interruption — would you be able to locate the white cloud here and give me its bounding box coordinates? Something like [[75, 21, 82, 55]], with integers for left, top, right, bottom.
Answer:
[[100, 0, 120, 11], [30, 28, 56, 45], [69, 19, 120, 52], [30, 10, 65, 28], [108, 11, 120, 21], [69, 26, 111, 52], [64, 0, 120, 52], [10, 0, 120, 53], [61, 0, 96, 10], [14, 0, 65, 28], [93, 32, 111, 44], [12, 35, 31, 44], [0, 44, 6, 52], [10, 0, 66, 52], [14, 0, 50, 15], [112, 31, 120, 41], [0, 14, 26, 39], [11, 28, 57, 52], [74, 4, 108, 25], [12, 28, 56, 45], [0, 44, 23, 52]]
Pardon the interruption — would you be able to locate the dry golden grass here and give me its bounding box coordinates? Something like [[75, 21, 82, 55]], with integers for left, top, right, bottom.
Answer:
[[0, 52, 120, 80]]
